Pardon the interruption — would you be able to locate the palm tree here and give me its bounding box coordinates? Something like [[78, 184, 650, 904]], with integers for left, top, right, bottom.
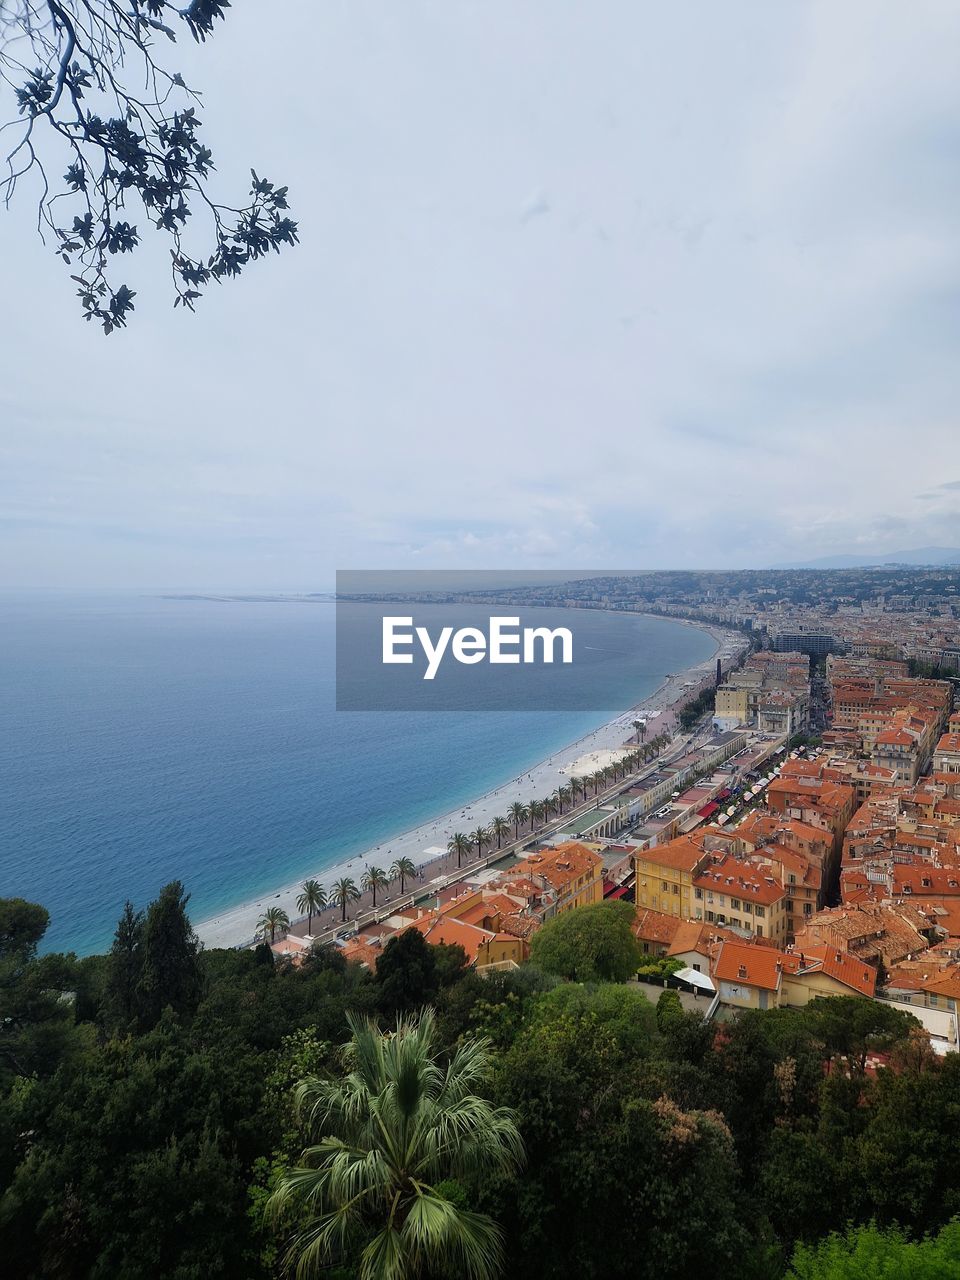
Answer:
[[541, 795, 557, 822], [361, 865, 390, 908], [528, 799, 545, 831], [507, 801, 528, 839], [556, 785, 571, 813], [591, 769, 606, 795], [331, 877, 361, 923], [296, 880, 327, 936], [448, 832, 471, 868], [632, 718, 644, 743], [271, 1009, 523, 1280], [258, 905, 290, 945], [491, 815, 511, 848], [470, 826, 490, 859], [389, 855, 417, 896]]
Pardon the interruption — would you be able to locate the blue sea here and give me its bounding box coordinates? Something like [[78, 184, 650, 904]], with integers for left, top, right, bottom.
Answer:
[[0, 594, 715, 955]]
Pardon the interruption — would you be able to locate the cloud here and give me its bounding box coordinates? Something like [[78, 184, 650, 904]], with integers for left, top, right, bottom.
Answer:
[[1, 1, 959, 586]]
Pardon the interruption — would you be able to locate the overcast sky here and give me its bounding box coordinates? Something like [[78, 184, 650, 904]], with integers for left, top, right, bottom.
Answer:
[[2, 1, 959, 589]]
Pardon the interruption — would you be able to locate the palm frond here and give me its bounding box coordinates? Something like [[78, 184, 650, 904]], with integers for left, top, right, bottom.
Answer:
[[403, 1189, 505, 1280]]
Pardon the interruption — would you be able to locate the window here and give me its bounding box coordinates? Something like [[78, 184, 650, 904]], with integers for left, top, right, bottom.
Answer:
[[755, 906, 765, 918], [742, 902, 752, 915], [731, 897, 741, 910], [661, 881, 668, 892], [756, 925, 763, 937], [694, 887, 703, 900], [706, 910, 715, 923], [673, 884, 680, 895]]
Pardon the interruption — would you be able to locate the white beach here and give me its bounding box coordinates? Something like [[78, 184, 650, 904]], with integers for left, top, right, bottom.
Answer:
[[196, 620, 736, 949]]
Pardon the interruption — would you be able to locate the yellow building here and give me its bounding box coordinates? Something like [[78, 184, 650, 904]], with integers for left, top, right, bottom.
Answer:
[[712, 940, 875, 1011], [634, 835, 708, 918]]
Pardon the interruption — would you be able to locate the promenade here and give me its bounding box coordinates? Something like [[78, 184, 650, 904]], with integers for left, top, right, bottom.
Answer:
[[196, 624, 748, 949]]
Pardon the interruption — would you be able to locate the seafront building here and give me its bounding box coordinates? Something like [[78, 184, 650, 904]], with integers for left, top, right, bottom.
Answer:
[[269, 632, 960, 1049]]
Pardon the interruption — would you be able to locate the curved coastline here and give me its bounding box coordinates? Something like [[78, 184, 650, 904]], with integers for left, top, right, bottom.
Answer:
[[196, 616, 737, 950]]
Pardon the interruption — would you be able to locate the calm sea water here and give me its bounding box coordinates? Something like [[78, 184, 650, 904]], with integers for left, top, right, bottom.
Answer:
[[0, 594, 715, 954]]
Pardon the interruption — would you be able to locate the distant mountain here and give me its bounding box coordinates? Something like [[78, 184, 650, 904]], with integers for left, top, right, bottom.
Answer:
[[772, 547, 960, 570]]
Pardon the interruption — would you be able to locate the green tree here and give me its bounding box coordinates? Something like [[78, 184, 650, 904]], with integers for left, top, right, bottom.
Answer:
[[434, 942, 470, 989], [507, 802, 528, 838], [470, 827, 490, 860], [528, 901, 642, 983], [135, 880, 203, 1029], [259, 906, 291, 946], [375, 928, 438, 1017], [801, 996, 917, 1073], [361, 866, 391, 909], [102, 900, 144, 1030], [389, 857, 417, 895], [0, 898, 76, 1083], [489, 988, 759, 1280], [1, 0, 298, 329], [448, 833, 471, 868], [331, 877, 361, 923], [490, 817, 511, 849], [296, 881, 327, 935], [270, 1009, 523, 1280], [787, 1219, 960, 1280], [656, 988, 683, 1032]]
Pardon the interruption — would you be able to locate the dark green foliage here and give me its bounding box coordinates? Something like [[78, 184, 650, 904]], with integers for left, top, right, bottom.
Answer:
[[102, 901, 143, 1030], [0, 898, 50, 955], [2, 886, 960, 1280], [529, 900, 642, 982], [135, 881, 204, 1030], [0, 899, 78, 1087], [679, 686, 715, 730], [374, 926, 438, 1016], [2, 1, 297, 330], [656, 987, 683, 1031]]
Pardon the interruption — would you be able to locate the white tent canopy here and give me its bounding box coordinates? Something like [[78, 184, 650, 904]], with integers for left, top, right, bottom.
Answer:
[[673, 967, 716, 993]]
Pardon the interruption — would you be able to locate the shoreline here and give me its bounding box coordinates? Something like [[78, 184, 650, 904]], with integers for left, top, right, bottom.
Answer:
[[196, 617, 739, 950]]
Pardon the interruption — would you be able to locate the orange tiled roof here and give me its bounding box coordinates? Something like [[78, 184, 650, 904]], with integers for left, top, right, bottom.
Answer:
[[693, 854, 785, 906], [632, 907, 682, 946], [786, 944, 877, 997], [713, 940, 783, 991], [512, 841, 603, 893]]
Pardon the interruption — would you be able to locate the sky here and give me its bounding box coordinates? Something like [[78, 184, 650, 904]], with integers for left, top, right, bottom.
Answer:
[[1, 0, 959, 589]]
